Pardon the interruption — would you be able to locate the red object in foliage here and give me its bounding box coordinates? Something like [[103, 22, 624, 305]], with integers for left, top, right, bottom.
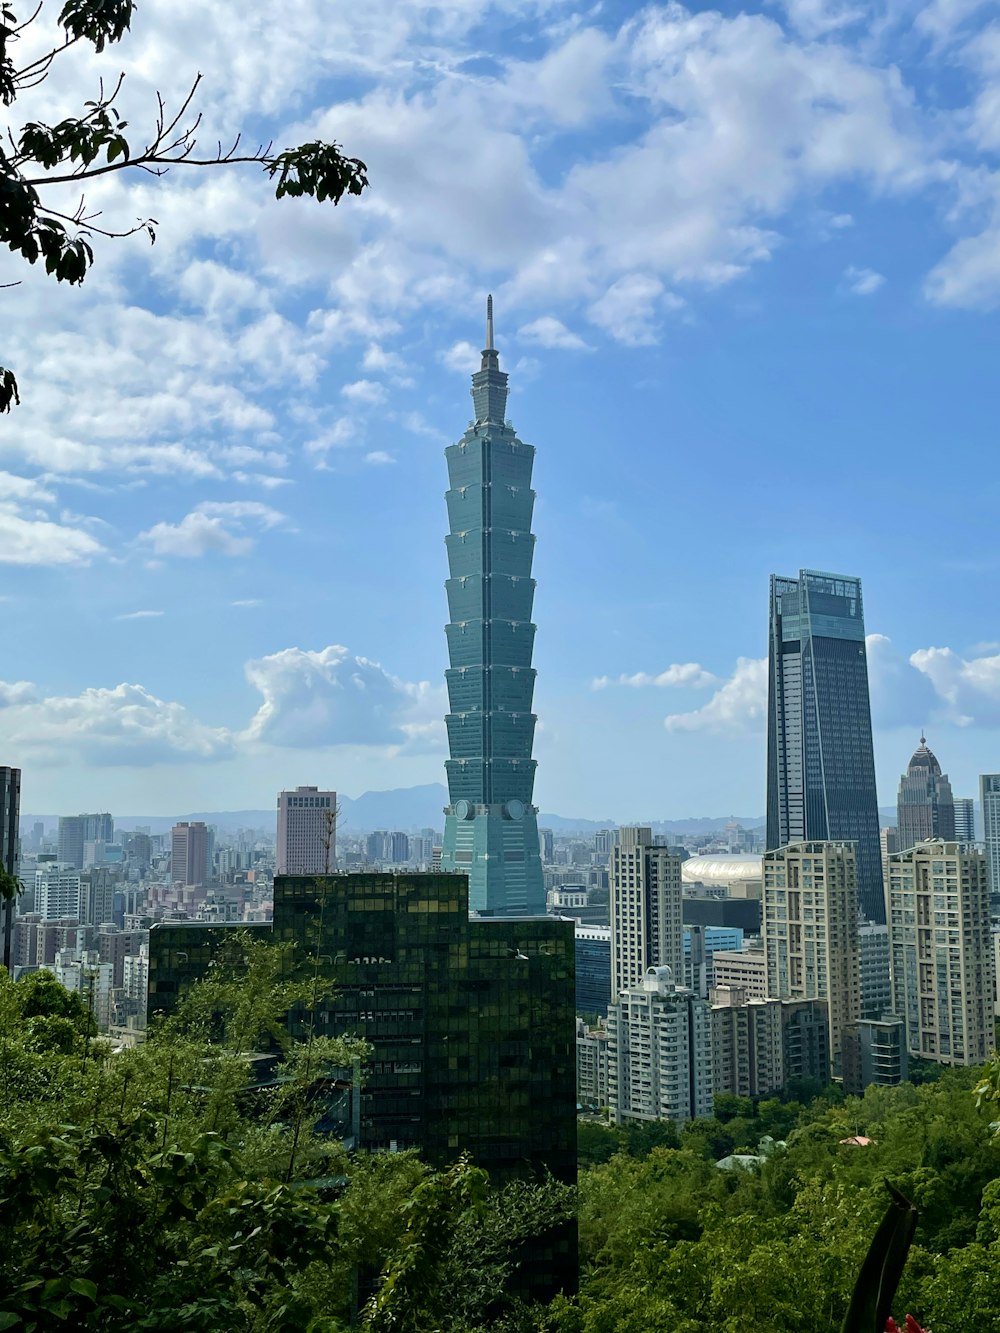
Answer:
[[886, 1318, 928, 1333]]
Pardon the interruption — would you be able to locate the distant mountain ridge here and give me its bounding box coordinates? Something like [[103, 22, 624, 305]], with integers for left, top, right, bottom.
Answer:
[[22, 786, 903, 836]]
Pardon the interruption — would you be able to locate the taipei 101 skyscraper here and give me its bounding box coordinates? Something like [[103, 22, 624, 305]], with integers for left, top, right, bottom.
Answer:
[[440, 298, 545, 916]]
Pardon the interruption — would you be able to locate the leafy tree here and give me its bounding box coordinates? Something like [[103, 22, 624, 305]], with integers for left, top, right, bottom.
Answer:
[[1, 0, 368, 410]]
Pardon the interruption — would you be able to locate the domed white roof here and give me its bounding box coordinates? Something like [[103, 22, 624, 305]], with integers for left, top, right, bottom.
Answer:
[[681, 854, 763, 885]]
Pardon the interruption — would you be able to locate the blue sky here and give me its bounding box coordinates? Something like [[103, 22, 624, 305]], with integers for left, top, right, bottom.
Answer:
[[3, 0, 1000, 819]]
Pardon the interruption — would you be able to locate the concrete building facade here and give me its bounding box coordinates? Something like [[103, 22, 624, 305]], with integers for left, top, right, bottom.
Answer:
[[896, 736, 955, 851], [607, 966, 712, 1124], [610, 827, 683, 998], [886, 839, 994, 1066], [171, 821, 211, 887], [762, 841, 861, 1077], [277, 786, 337, 876]]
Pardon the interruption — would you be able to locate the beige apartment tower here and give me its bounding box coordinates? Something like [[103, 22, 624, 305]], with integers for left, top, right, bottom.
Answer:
[[762, 841, 860, 1077], [277, 787, 337, 876], [886, 839, 994, 1066], [610, 826, 683, 998]]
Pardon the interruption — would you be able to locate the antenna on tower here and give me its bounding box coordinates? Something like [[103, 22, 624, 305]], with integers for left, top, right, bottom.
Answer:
[[486, 294, 494, 350]]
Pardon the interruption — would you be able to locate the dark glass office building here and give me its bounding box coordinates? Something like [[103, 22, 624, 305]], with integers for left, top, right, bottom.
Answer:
[[148, 872, 576, 1184], [766, 571, 884, 922], [575, 927, 611, 1017], [440, 299, 545, 915]]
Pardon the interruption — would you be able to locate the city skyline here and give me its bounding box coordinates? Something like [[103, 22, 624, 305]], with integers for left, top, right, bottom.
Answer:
[[3, 2, 1000, 819]]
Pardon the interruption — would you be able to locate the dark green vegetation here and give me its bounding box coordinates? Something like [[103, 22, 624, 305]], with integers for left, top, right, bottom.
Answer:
[[0, 941, 574, 1331], [6, 934, 1000, 1331], [1, 0, 367, 410], [566, 1072, 1000, 1333]]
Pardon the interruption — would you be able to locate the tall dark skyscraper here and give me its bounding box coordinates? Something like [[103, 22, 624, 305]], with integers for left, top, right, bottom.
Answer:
[[440, 299, 544, 915], [896, 735, 955, 851], [766, 570, 884, 922]]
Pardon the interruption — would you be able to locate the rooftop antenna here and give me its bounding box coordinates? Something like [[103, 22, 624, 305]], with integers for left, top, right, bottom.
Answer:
[[486, 294, 494, 350]]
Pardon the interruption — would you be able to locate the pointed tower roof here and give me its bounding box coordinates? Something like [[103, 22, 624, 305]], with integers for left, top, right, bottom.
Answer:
[[471, 293, 507, 424]]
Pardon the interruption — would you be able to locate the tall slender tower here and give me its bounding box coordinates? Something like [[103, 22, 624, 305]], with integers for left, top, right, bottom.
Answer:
[[766, 570, 884, 922], [440, 299, 544, 915]]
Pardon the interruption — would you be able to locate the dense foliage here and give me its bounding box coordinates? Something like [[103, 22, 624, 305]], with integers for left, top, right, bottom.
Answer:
[[6, 945, 1000, 1331], [562, 1072, 1000, 1333], [0, 946, 574, 1332]]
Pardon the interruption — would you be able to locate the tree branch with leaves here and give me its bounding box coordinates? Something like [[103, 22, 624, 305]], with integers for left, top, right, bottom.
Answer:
[[1, 0, 368, 410]]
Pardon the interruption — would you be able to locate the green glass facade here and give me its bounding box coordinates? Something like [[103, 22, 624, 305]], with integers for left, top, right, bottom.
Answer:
[[441, 300, 545, 915], [147, 872, 576, 1184]]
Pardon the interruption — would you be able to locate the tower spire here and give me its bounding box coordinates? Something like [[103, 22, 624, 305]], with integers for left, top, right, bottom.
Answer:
[[486, 294, 494, 351]]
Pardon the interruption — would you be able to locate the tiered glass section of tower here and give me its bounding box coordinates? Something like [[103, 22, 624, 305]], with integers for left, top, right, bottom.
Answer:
[[440, 300, 545, 915]]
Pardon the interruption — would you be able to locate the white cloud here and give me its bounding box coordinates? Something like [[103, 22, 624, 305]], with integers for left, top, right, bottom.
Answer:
[[593, 663, 718, 690], [365, 451, 396, 465], [844, 265, 886, 294], [665, 657, 768, 733], [588, 275, 667, 345], [342, 379, 388, 405], [0, 508, 104, 566], [243, 645, 445, 750], [442, 340, 480, 373], [139, 501, 286, 558], [232, 599, 262, 608], [910, 645, 1000, 725], [773, 0, 867, 39], [115, 610, 165, 621], [517, 316, 593, 350], [0, 680, 234, 766]]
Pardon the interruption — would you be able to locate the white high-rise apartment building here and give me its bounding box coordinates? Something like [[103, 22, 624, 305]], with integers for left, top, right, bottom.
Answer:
[[610, 826, 683, 998], [886, 840, 994, 1066], [981, 776, 1000, 895], [607, 966, 713, 1124], [277, 787, 337, 875], [34, 864, 83, 920], [762, 841, 860, 1077]]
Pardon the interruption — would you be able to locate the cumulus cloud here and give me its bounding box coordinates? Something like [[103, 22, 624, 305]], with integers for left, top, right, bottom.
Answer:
[[0, 680, 234, 767], [0, 637, 447, 768], [139, 501, 286, 558], [910, 645, 1000, 725], [665, 657, 768, 733], [243, 645, 445, 750], [0, 508, 105, 566], [593, 663, 718, 690]]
